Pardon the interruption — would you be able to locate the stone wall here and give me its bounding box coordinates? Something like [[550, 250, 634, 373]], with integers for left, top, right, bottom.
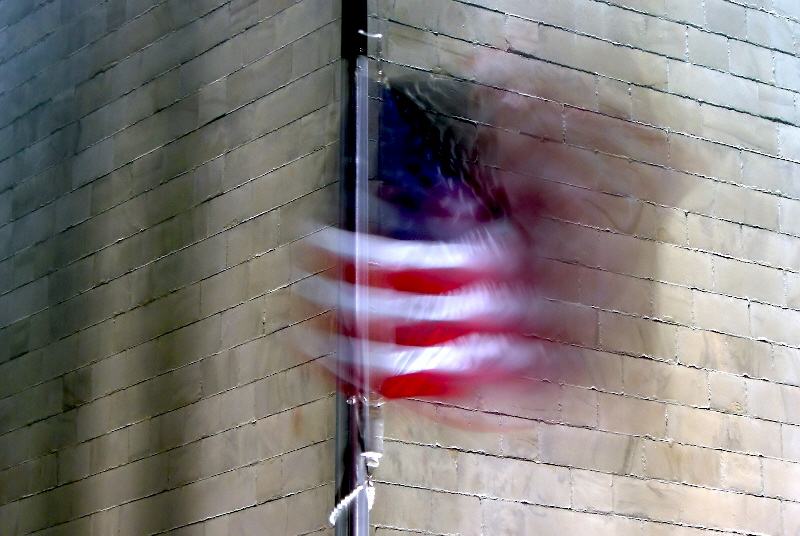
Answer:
[[0, 0, 339, 534], [370, 1, 800, 535], [2, 0, 800, 535]]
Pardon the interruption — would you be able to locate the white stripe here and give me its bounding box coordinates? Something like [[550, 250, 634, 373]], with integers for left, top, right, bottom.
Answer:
[[296, 274, 534, 323], [308, 224, 521, 271], [339, 333, 545, 375]]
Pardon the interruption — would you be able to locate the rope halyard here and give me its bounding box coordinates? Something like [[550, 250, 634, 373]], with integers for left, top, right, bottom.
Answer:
[[328, 477, 375, 526]]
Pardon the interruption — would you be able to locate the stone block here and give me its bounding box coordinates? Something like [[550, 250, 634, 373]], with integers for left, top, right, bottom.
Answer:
[[708, 371, 746, 414], [539, 423, 639, 474], [729, 39, 773, 84], [255, 441, 332, 502], [624, 357, 706, 406], [721, 450, 762, 494], [669, 132, 742, 183], [645, 439, 721, 487], [505, 0, 575, 27], [693, 290, 750, 337], [435, 404, 503, 455], [613, 475, 682, 522], [371, 483, 432, 533], [565, 108, 668, 166], [763, 457, 800, 501], [605, 7, 685, 59], [571, 468, 612, 512], [742, 225, 800, 269], [705, 0, 747, 39], [714, 256, 784, 305], [747, 378, 800, 425], [751, 302, 800, 346], [427, 490, 482, 536], [600, 311, 677, 361], [687, 213, 742, 257], [598, 392, 667, 438]]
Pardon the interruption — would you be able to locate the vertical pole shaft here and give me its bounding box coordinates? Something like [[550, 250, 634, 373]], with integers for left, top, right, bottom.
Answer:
[[337, 1, 369, 536]]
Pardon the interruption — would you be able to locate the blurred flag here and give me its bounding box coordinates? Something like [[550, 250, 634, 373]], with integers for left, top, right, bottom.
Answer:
[[301, 81, 545, 399]]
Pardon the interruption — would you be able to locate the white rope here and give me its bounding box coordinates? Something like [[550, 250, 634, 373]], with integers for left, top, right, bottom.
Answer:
[[328, 478, 375, 526]]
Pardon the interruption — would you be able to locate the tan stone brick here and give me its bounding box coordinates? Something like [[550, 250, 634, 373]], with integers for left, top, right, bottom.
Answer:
[[751, 302, 800, 346], [681, 483, 780, 533], [773, 345, 800, 387], [574, 0, 605, 40], [783, 423, 800, 462], [384, 21, 438, 71], [580, 269, 652, 318], [657, 243, 713, 289], [747, 8, 794, 53], [255, 397, 333, 460], [624, 357, 706, 406], [652, 281, 693, 325], [778, 123, 800, 162], [687, 27, 728, 71], [539, 423, 641, 473], [669, 60, 758, 115], [504, 0, 576, 27], [706, 0, 747, 39], [600, 311, 677, 360], [427, 490, 482, 536], [687, 213, 742, 257], [598, 392, 666, 438], [470, 47, 599, 110], [730, 39, 774, 83], [742, 225, 800, 269], [665, 405, 724, 450], [255, 441, 332, 502], [780, 197, 800, 237], [763, 458, 800, 501], [379, 441, 456, 491], [721, 450, 762, 493], [630, 163, 715, 215], [775, 50, 800, 93], [786, 500, 800, 536], [709, 371, 746, 414], [381, 399, 439, 446], [716, 184, 779, 230], [693, 290, 750, 336], [632, 86, 704, 136], [669, 132, 742, 182], [565, 108, 668, 166], [254, 360, 331, 419], [482, 379, 560, 422], [597, 77, 630, 120], [701, 104, 778, 155], [371, 483, 432, 533], [539, 344, 625, 393], [641, 521, 721, 536], [714, 256, 784, 305], [500, 415, 539, 460], [742, 151, 800, 197], [747, 379, 800, 425], [571, 468, 613, 512], [730, 412, 783, 457], [560, 386, 598, 427], [613, 475, 682, 522], [759, 83, 796, 124], [457, 452, 570, 506], [644, 439, 721, 487], [392, 0, 440, 31], [438, 1, 506, 48]]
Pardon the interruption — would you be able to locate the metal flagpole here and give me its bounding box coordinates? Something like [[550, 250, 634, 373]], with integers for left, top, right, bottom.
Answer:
[[335, 1, 370, 535]]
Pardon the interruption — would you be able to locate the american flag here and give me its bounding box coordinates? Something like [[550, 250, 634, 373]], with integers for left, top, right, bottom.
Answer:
[[302, 80, 544, 399]]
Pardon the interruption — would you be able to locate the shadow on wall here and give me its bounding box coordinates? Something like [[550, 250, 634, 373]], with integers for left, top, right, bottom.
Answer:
[[18, 23, 223, 536]]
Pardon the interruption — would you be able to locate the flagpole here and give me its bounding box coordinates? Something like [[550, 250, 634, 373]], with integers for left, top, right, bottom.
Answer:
[[336, 1, 370, 535]]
